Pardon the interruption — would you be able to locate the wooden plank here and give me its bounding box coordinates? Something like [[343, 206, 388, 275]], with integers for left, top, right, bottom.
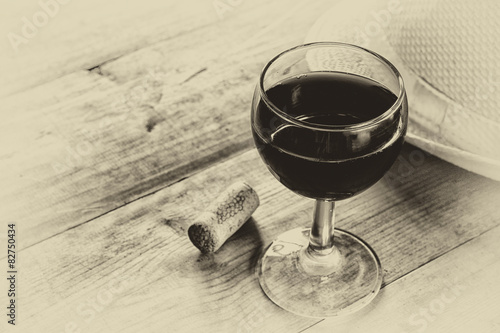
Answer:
[[309, 224, 500, 333], [0, 0, 320, 97], [0, 0, 337, 248], [0, 0, 215, 97], [7, 145, 500, 332]]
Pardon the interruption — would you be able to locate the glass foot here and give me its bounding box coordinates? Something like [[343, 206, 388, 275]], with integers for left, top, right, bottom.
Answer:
[[257, 227, 383, 317]]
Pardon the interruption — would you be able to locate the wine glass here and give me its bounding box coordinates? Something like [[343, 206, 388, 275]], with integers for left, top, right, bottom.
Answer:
[[251, 42, 408, 317]]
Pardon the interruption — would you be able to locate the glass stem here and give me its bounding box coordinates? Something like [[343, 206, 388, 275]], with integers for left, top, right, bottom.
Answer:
[[309, 199, 335, 255]]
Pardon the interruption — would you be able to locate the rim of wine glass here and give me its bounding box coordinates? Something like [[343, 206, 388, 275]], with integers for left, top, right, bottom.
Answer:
[[259, 42, 406, 132]]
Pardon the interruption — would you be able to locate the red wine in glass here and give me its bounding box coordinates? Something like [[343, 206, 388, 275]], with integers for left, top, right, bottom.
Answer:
[[253, 71, 405, 200]]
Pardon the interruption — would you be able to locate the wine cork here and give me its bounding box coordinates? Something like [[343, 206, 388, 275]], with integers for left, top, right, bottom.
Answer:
[[188, 182, 259, 253]]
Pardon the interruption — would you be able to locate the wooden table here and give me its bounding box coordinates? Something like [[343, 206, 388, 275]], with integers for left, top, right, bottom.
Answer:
[[2, 0, 500, 332]]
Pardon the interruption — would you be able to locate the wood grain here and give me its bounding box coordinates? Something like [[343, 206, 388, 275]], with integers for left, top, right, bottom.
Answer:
[[3, 1, 500, 332], [0, 0, 215, 97], [9, 146, 500, 332], [312, 224, 500, 333], [0, 0, 336, 248]]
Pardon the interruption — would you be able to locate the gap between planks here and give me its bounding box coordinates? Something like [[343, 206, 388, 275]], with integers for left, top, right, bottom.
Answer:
[[7, 144, 255, 258], [305, 223, 500, 333]]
